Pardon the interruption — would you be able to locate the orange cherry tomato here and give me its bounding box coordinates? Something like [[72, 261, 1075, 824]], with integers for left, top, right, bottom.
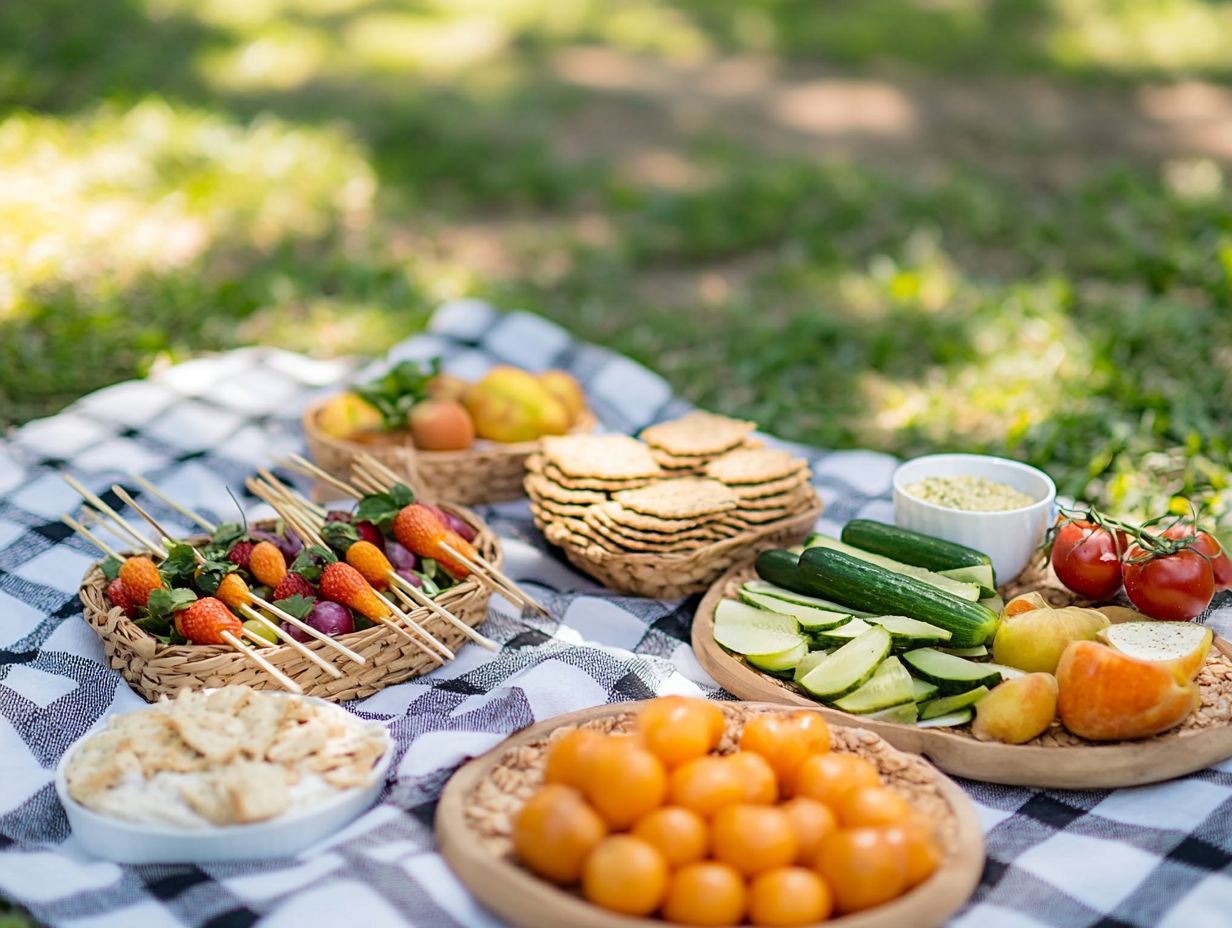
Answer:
[[581, 737, 668, 830], [638, 696, 724, 768], [778, 796, 838, 865], [710, 803, 798, 877], [727, 751, 778, 804], [884, 820, 942, 888], [512, 785, 607, 884], [738, 712, 829, 795], [631, 806, 709, 868], [661, 862, 747, 927], [748, 867, 833, 926], [669, 755, 746, 818], [832, 784, 914, 829], [544, 729, 604, 789], [582, 835, 669, 916], [784, 711, 831, 755], [795, 752, 881, 806], [815, 827, 908, 914]]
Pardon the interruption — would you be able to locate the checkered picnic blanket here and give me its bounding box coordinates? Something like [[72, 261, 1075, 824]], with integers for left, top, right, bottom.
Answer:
[[1, 300, 1230, 928]]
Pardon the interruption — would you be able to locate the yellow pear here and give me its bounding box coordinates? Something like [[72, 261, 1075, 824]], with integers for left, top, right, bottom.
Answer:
[[316, 392, 383, 439], [972, 673, 1059, 744], [537, 370, 586, 425], [992, 606, 1110, 673], [464, 366, 565, 443]]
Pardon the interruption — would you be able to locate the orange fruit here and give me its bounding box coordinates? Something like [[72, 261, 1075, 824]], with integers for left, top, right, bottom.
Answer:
[[748, 867, 833, 926], [815, 827, 908, 914], [779, 796, 838, 865], [631, 806, 709, 868], [661, 862, 747, 927], [832, 784, 914, 829], [727, 751, 778, 804], [512, 785, 607, 884], [669, 755, 746, 818], [883, 820, 941, 888], [795, 752, 880, 806], [784, 711, 831, 755], [738, 711, 828, 795], [638, 696, 724, 768], [710, 804, 798, 877], [582, 835, 669, 916], [544, 729, 604, 789], [581, 736, 668, 830]]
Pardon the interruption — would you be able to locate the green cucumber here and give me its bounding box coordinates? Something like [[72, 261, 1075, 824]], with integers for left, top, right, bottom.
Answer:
[[901, 648, 1004, 695], [810, 618, 872, 648], [917, 709, 973, 728], [805, 533, 981, 602], [941, 645, 989, 660], [985, 662, 1027, 682], [938, 564, 996, 596], [741, 580, 874, 618], [840, 520, 994, 578], [793, 648, 830, 683], [911, 677, 939, 702], [739, 590, 852, 632], [798, 549, 1000, 647], [797, 627, 892, 700], [747, 638, 809, 677], [713, 600, 802, 655], [865, 702, 919, 724], [832, 657, 915, 713], [865, 615, 953, 649], [754, 549, 804, 592], [919, 686, 990, 720]]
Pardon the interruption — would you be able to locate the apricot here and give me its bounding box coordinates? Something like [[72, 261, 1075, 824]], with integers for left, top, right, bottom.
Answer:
[[1056, 640, 1199, 741], [316, 392, 383, 439], [538, 369, 587, 425], [463, 367, 568, 442], [408, 399, 475, 451], [425, 372, 468, 402], [971, 673, 1058, 744]]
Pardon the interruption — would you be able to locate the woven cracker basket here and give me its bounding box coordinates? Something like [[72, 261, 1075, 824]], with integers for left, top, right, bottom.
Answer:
[[538, 498, 822, 599], [303, 398, 595, 506], [78, 509, 499, 703]]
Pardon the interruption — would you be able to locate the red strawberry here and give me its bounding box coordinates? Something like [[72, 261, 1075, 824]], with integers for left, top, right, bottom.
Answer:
[[355, 520, 385, 551], [319, 562, 390, 621], [273, 573, 315, 601], [228, 540, 256, 569], [177, 597, 243, 645], [119, 556, 164, 607], [106, 578, 136, 617]]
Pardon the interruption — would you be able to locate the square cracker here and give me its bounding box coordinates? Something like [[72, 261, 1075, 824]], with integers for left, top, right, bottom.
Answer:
[[612, 478, 736, 520], [736, 486, 816, 510], [588, 507, 725, 543], [542, 463, 656, 491], [641, 412, 755, 456], [170, 705, 246, 764], [592, 500, 722, 534], [730, 471, 811, 499], [542, 435, 663, 480], [524, 473, 608, 506], [706, 448, 805, 485], [584, 518, 714, 553]]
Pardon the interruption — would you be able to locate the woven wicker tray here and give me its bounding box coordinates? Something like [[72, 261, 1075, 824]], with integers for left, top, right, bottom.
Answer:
[[78, 509, 497, 703], [436, 700, 984, 928], [302, 398, 595, 506], [693, 560, 1232, 788]]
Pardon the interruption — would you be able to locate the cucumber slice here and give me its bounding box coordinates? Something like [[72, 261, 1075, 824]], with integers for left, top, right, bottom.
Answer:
[[747, 638, 809, 677], [742, 580, 874, 618], [832, 657, 915, 713], [739, 590, 852, 632], [797, 627, 893, 700], [901, 648, 1004, 695], [938, 563, 996, 591], [865, 702, 919, 724], [803, 534, 981, 602], [810, 617, 872, 648], [919, 686, 990, 720], [979, 593, 1006, 614], [917, 709, 973, 728], [713, 600, 802, 655], [941, 644, 989, 660], [911, 677, 940, 703], [985, 662, 1027, 681], [792, 648, 830, 683], [865, 615, 953, 648]]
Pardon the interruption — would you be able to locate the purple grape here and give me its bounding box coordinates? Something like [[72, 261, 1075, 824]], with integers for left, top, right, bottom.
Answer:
[[396, 569, 422, 588], [281, 621, 311, 643], [252, 529, 302, 561], [443, 512, 477, 543], [325, 510, 352, 523], [385, 540, 418, 572], [355, 520, 385, 551], [306, 601, 354, 636]]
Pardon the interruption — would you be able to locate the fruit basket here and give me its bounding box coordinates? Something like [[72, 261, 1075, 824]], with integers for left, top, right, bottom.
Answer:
[[78, 508, 498, 703], [436, 700, 984, 928]]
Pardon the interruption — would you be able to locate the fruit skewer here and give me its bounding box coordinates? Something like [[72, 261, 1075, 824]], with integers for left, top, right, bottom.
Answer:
[[108, 484, 363, 672], [127, 472, 217, 533]]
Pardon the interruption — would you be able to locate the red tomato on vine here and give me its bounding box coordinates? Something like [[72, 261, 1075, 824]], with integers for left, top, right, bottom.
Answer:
[[1162, 525, 1232, 591], [1123, 545, 1215, 621], [1049, 519, 1126, 600]]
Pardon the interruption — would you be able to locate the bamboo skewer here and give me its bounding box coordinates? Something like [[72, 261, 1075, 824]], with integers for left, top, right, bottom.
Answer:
[[282, 454, 363, 500], [370, 589, 453, 660], [234, 607, 343, 679], [61, 515, 126, 562], [218, 630, 303, 693], [63, 476, 163, 556], [127, 473, 217, 533], [390, 581, 498, 650]]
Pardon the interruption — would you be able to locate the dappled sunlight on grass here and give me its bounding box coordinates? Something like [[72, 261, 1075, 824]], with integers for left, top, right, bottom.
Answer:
[[1049, 0, 1232, 74]]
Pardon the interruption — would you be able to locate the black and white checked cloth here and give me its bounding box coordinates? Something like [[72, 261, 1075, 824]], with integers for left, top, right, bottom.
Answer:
[[1, 300, 1230, 927]]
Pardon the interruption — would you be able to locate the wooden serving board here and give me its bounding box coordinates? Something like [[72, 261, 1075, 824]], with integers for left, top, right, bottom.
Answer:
[[693, 562, 1232, 789], [437, 701, 984, 928]]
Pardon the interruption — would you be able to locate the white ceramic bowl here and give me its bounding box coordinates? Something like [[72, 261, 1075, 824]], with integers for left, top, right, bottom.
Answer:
[[55, 696, 393, 864], [892, 453, 1056, 584]]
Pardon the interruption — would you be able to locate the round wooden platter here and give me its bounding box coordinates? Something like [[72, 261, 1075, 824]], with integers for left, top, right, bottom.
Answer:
[[436, 701, 985, 928], [693, 562, 1232, 789]]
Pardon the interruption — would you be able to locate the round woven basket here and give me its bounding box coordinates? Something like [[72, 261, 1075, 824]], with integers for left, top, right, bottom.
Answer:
[[78, 509, 499, 703], [302, 398, 596, 506], [537, 498, 822, 599]]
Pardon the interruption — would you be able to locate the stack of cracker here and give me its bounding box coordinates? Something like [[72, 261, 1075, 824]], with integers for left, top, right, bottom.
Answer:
[[641, 411, 760, 474]]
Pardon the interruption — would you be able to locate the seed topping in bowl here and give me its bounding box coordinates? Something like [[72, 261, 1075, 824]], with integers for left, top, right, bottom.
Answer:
[[905, 475, 1036, 512]]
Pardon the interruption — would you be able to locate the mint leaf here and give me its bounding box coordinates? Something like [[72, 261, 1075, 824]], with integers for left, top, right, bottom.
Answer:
[[354, 483, 414, 533], [355, 358, 442, 431], [100, 556, 123, 581], [389, 483, 415, 508], [195, 558, 238, 596], [321, 519, 359, 555], [158, 544, 200, 588], [272, 594, 315, 620], [290, 545, 337, 583], [211, 522, 245, 547], [145, 587, 197, 620]]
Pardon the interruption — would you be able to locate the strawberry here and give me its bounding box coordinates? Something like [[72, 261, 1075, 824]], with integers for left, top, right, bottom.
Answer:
[[392, 504, 447, 556], [227, 539, 256, 569], [345, 541, 393, 589], [106, 578, 136, 617], [355, 520, 385, 551], [177, 596, 243, 645], [249, 541, 287, 587], [273, 573, 315, 601], [119, 556, 164, 607], [319, 562, 390, 621], [215, 573, 252, 610]]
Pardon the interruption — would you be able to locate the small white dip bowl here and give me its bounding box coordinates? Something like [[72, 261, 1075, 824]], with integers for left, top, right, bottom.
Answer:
[[892, 453, 1056, 584]]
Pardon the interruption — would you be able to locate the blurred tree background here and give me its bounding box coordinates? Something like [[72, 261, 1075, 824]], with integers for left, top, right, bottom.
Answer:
[[2, 0, 1231, 534]]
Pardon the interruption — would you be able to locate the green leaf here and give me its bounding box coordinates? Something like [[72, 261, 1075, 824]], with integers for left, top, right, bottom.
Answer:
[[195, 558, 238, 596], [354, 482, 415, 533], [272, 594, 315, 620], [290, 545, 338, 583], [145, 587, 197, 620], [355, 358, 442, 431], [158, 544, 200, 588], [211, 522, 246, 547], [321, 519, 359, 555], [420, 573, 441, 596], [100, 556, 123, 581], [389, 483, 415, 508]]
